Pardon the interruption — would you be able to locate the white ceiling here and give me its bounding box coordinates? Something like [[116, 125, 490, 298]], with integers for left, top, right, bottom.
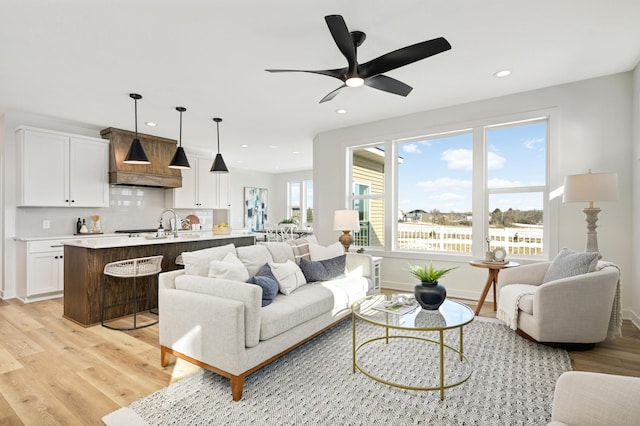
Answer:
[[1, 1, 639, 173]]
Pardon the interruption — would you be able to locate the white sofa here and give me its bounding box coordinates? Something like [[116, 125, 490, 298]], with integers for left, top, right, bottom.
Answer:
[[158, 241, 373, 401], [549, 372, 640, 426]]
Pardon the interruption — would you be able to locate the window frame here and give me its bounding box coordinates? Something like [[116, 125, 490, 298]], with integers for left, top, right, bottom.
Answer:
[[344, 109, 558, 261]]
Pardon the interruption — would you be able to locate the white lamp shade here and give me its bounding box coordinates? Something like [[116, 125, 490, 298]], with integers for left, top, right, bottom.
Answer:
[[333, 210, 360, 231], [563, 172, 619, 203]]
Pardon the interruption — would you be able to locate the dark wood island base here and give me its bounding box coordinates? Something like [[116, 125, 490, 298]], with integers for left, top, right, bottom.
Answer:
[[63, 235, 254, 327]]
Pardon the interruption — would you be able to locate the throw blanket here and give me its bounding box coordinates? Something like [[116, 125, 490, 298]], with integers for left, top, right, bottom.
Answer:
[[496, 284, 537, 330], [599, 262, 622, 338]]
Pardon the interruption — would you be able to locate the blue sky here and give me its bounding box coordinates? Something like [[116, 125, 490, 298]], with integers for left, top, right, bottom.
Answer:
[[398, 121, 546, 214]]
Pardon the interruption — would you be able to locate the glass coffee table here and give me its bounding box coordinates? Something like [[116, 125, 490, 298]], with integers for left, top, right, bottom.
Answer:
[[352, 294, 474, 400]]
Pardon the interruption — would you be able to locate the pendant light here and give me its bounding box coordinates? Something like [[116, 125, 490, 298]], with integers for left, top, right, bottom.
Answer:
[[169, 107, 191, 169], [124, 93, 150, 164], [210, 117, 229, 173]]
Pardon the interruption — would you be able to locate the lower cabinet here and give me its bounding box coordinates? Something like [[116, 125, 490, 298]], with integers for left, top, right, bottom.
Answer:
[[16, 240, 65, 303]]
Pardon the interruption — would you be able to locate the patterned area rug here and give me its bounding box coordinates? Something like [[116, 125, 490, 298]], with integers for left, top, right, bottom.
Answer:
[[103, 318, 571, 425]]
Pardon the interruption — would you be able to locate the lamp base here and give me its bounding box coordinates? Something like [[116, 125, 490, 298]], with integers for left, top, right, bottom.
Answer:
[[338, 231, 353, 253], [582, 207, 602, 256]]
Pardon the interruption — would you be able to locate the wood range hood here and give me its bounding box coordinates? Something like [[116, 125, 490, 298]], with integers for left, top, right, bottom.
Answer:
[[101, 127, 182, 188]]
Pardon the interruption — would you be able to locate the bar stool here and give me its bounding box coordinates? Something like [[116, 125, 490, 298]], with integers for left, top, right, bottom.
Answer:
[[101, 255, 163, 330]]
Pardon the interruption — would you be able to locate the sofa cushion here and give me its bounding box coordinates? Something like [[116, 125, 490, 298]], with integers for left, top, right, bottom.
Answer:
[[182, 243, 236, 277], [518, 294, 534, 315], [208, 252, 250, 282], [260, 242, 295, 263], [269, 260, 307, 295], [300, 255, 346, 282], [309, 242, 344, 261], [543, 248, 599, 283], [259, 284, 335, 340], [236, 244, 274, 276]]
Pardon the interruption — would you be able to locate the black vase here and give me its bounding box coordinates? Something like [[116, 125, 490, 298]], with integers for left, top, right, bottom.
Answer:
[[414, 281, 446, 310]]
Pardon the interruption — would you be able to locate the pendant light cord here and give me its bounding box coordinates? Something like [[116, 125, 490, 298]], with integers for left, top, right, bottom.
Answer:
[[134, 97, 138, 138], [179, 110, 183, 147], [216, 121, 220, 153]]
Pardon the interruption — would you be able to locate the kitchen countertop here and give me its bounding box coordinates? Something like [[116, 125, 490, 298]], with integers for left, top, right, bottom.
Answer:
[[15, 230, 253, 246]]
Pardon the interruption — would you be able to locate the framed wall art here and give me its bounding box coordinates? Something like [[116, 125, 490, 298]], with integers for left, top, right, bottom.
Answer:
[[244, 187, 268, 231]]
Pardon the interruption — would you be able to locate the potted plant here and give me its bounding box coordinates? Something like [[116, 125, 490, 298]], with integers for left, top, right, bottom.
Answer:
[[409, 262, 457, 310]]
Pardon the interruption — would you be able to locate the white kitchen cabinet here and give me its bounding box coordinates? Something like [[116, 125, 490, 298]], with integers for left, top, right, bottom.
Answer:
[[16, 239, 66, 303], [166, 154, 230, 209], [17, 126, 109, 207]]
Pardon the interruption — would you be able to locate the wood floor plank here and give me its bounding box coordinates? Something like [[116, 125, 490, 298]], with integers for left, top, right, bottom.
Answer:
[[0, 320, 43, 360], [0, 347, 22, 375]]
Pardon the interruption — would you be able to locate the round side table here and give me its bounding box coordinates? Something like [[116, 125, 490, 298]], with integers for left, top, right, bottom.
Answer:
[[469, 260, 519, 316]]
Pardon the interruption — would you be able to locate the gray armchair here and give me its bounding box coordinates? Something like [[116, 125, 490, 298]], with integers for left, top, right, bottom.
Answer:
[[496, 261, 620, 345]]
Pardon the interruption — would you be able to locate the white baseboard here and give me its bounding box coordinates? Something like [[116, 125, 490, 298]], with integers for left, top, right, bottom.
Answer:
[[625, 308, 640, 329]]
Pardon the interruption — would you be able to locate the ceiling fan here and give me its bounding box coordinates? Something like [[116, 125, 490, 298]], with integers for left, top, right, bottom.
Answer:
[[266, 14, 452, 103]]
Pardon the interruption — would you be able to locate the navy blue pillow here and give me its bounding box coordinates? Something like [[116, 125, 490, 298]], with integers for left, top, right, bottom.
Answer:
[[300, 255, 346, 282], [246, 263, 279, 307]]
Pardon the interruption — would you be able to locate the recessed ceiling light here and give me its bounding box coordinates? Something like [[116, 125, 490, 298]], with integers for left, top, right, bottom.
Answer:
[[145, 122, 157, 127], [269, 145, 279, 149], [336, 109, 347, 114], [240, 144, 248, 148], [493, 69, 511, 78], [292, 151, 300, 154]]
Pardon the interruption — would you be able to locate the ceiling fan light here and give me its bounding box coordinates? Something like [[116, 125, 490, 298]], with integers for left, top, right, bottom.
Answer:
[[211, 153, 229, 173], [346, 77, 364, 87], [124, 138, 150, 164]]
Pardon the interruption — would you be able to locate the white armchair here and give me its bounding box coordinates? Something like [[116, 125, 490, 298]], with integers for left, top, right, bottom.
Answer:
[[496, 261, 620, 345]]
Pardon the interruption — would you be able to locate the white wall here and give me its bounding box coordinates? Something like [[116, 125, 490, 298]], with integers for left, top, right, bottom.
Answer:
[[225, 168, 277, 230], [314, 72, 636, 320]]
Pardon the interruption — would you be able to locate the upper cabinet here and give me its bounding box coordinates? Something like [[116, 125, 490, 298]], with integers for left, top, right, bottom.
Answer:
[[166, 154, 230, 209], [17, 126, 109, 207]]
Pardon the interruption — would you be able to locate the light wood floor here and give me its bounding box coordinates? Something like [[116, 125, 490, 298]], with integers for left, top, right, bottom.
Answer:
[[0, 297, 638, 425]]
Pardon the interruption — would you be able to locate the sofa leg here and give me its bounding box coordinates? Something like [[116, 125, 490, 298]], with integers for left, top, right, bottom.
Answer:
[[160, 346, 171, 367], [231, 376, 245, 401]]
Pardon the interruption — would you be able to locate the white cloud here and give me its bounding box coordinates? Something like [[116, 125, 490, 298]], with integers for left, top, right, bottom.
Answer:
[[487, 151, 506, 169], [522, 137, 544, 149], [429, 192, 465, 201], [487, 178, 522, 188], [416, 177, 472, 190], [402, 143, 422, 154], [441, 149, 472, 170]]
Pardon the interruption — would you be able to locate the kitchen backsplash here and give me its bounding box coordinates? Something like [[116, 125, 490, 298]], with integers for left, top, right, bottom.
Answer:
[[16, 185, 223, 237]]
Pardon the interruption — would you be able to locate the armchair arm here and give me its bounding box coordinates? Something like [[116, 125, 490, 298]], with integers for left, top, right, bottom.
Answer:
[[497, 261, 550, 295], [551, 372, 640, 426]]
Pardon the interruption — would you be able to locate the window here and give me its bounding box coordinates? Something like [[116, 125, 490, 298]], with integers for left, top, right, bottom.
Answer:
[[347, 114, 551, 259], [287, 180, 313, 228], [349, 146, 385, 248]]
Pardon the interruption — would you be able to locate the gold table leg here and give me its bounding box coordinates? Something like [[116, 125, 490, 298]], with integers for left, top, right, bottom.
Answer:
[[439, 329, 445, 400]]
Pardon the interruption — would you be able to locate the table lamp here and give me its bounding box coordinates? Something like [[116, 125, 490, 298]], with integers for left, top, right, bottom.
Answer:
[[563, 170, 619, 254], [333, 210, 360, 252]]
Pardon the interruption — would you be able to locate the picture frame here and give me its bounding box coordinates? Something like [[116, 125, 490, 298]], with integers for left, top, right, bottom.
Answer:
[[244, 187, 268, 231]]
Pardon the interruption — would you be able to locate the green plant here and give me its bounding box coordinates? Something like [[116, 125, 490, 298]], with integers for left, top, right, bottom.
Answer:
[[279, 218, 298, 225], [408, 262, 457, 283]]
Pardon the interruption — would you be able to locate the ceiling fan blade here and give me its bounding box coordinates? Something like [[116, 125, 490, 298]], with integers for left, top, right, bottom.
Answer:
[[360, 37, 451, 78], [265, 68, 345, 80], [319, 84, 346, 103], [324, 15, 357, 74], [364, 75, 413, 97]]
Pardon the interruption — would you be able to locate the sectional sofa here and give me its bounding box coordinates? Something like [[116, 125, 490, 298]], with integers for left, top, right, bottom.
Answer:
[[158, 238, 374, 400]]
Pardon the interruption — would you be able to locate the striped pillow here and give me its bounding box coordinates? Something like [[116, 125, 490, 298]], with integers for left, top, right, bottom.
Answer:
[[286, 238, 313, 264]]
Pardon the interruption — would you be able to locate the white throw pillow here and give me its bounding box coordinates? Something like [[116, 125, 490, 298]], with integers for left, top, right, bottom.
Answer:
[[269, 259, 307, 295], [208, 252, 250, 282], [182, 243, 236, 277], [308, 242, 344, 261]]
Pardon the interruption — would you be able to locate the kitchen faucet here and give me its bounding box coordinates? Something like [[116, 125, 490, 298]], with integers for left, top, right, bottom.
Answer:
[[158, 208, 179, 237]]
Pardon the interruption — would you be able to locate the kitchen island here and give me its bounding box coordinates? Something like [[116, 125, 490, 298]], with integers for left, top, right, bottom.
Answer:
[[63, 232, 255, 327]]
